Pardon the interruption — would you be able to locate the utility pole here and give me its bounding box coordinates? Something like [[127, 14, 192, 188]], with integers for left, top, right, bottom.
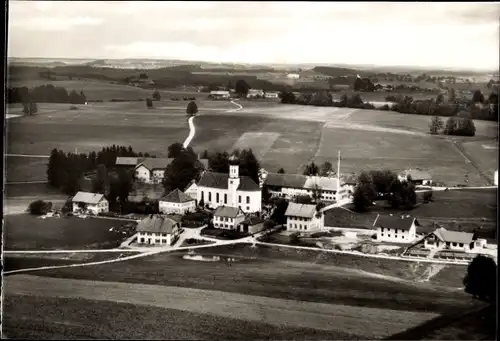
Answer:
[[337, 150, 341, 202]]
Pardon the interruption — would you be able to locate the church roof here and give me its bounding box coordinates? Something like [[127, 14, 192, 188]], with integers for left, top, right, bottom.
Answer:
[[197, 171, 260, 191]]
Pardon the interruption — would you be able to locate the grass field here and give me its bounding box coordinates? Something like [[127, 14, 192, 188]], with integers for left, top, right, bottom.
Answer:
[[3, 214, 136, 250]]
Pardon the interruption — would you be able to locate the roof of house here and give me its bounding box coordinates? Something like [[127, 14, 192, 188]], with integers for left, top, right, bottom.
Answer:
[[183, 179, 197, 192], [263, 173, 307, 189], [400, 169, 432, 181], [373, 214, 419, 231], [136, 158, 173, 171], [285, 203, 317, 218], [161, 188, 195, 203], [136, 214, 179, 234], [197, 171, 260, 191], [432, 227, 475, 244], [304, 176, 340, 192], [213, 205, 244, 218], [241, 216, 265, 226], [116, 157, 143, 166], [71, 191, 106, 204], [210, 90, 230, 95]]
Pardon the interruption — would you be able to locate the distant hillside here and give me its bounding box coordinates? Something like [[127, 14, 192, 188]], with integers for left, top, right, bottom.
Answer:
[[313, 66, 374, 77]]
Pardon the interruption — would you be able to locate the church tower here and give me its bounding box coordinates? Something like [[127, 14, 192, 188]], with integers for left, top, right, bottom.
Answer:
[[228, 154, 240, 207]]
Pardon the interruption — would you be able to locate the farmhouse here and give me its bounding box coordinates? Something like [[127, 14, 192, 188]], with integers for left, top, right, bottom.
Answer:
[[287, 73, 300, 79], [72, 191, 109, 215], [212, 205, 245, 230], [196, 155, 262, 213], [422, 227, 484, 253], [373, 214, 419, 243], [115, 157, 144, 170], [136, 214, 181, 246], [247, 89, 264, 98], [159, 189, 196, 215], [184, 180, 198, 201], [135, 158, 172, 184], [238, 216, 265, 234], [398, 168, 432, 186], [262, 172, 349, 202], [264, 92, 279, 99], [285, 203, 324, 231], [209, 90, 230, 100]]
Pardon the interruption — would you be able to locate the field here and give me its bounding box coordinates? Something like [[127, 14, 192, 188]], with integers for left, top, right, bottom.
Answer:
[[3, 214, 136, 251], [3, 243, 481, 340]]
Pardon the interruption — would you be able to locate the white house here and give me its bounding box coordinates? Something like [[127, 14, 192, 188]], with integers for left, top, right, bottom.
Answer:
[[422, 227, 482, 253], [264, 92, 279, 99], [238, 216, 266, 234], [184, 180, 198, 201], [159, 188, 196, 215], [135, 158, 172, 184], [284, 202, 324, 232], [197, 155, 262, 213], [398, 169, 432, 186], [212, 205, 246, 230], [494, 170, 498, 186], [374, 214, 419, 243], [136, 214, 181, 246], [209, 90, 231, 100], [287, 73, 300, 79], [247, 89, 265, 98], [71, 191, 109, 215]]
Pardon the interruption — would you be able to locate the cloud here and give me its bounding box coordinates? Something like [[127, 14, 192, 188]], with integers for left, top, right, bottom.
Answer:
[[10, 16, 103, 31]]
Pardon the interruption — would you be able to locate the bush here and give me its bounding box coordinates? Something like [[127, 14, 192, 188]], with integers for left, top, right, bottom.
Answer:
[[98, 211, 119, 217], [423, 191, 434, 203], [69, 106, 78, 110], [28, 200, 52, 215]]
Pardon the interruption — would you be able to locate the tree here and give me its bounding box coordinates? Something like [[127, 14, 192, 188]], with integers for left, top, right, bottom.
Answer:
[[388, 179, 417, 210], [279, 91, 296, 104], [23, 101, 37, 115], [436, 93, 445, 105], [472, 90, 485, 103], [353, 182, 375, 212], [271, 198, 289, 225], [320, 161, 333, 177], [201, 150, 209, 159], [463, 255, 497, 303], [295, 195, 313, 204], [208, 152, 230, 173], [369, 170, 398, 198], [238, 149, 260, 184], [262, 186, 271, 205], [152, 90, 161, 101], [235, 79, 251, 97], [92, 164, 110, 195], [444, 116, 476, 136], [168, 142, 185, 159], [429, 116, 444, 135], [80, 91, 87, 104], [310, 184, 323, 202], [423, 190, 433, 203], [116, 169, 133, 203], [163, 148, 203, 193], [448, 88, 456, 102], [277, 168, 285, 174], [303, 161, 320, 176], [47, 149, 64, 188], [28, 200, 52, 215], [146, 98, 154, 109], [186, 101, 198, 116]]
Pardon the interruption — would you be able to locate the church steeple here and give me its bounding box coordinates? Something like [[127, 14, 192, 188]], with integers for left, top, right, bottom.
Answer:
[[229, 154, 239, 179]]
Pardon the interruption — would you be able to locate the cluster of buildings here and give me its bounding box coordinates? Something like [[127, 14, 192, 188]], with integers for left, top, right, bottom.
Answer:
[[208, 89, 279, 100]]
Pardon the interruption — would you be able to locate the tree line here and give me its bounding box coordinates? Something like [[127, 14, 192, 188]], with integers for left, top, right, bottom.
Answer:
[[7, 84, 87, 104]]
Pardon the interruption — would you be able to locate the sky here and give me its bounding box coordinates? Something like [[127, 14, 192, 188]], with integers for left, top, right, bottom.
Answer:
[[7, 1, 500, 70]]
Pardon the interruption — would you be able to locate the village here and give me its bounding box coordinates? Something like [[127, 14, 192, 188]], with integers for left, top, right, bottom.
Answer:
[[50, 148, 497, 264]]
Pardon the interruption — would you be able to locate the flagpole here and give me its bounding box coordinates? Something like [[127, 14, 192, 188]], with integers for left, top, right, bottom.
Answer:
[[337, 150, 341, 202]]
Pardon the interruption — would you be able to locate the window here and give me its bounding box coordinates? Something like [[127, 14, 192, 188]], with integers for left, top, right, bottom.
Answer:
[[229, 218, 233, 223], [209, 192, 212, 201], [239, 195, 241, 203], [224, 217, 228, 222], [224, 194, 227, 204], [246, 196, 250, 204], [201, 191, 204, 200], [246, 206, 250, 211], [402, 236, 404, 239], [140, 238, 144, 243], [452, 242, 457, 247], [215, 223, 218, 227], [381, 227, 384, 232], [216, 193, 219, 203], [155, 239, 160, 243], [459, 243, 463, 247]]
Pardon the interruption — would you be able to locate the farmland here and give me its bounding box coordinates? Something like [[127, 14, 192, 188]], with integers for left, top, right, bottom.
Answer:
[[3, 214, 136, 251], [3, 243, 481, 340]]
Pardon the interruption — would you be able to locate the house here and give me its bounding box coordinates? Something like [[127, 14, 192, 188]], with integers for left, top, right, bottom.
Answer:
[[135, 158, 173, 184], [136, 214, 181, 246], [284, 202, 324, 231], [196, 155, 262, 213], [287, 73, 300, 79], [209, 90, 230, 100], [184, 180, 198, 201], [304, 176, 347, 202], [238, 216, 266, 234], [247, 89, 264, 98], [422, 227, 483, 253], [115, 157, 144, 169], [264, 92, 279, 99], [398, 169, 432, 186], [159, 189, 196, 215], [373, 214, 419, 243], [212, 205, 245, 230], [72, 191, 109, 215], [494, 170, 498, 186]]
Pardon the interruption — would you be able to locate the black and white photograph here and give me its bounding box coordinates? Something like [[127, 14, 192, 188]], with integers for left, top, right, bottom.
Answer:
[[2, 1, 498, 340]]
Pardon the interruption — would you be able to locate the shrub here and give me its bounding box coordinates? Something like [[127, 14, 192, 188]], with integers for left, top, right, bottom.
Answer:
[[423, 191, 434, 203], [69, 106, 78, 110], [28, 200, 52, 215]]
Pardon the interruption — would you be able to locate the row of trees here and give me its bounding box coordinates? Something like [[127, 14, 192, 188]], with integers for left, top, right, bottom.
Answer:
[[429, 115, 476, 136], [280, 91, 377, 110], [352, 170, 417, 212], [7, 85, 87, 104]]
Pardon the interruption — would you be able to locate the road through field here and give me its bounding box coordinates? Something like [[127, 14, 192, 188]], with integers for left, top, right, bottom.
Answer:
[[5, 274, 438, 338]]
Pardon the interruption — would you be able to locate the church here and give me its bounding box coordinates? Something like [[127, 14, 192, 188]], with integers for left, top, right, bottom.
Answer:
[[196, 155, 262, 213]]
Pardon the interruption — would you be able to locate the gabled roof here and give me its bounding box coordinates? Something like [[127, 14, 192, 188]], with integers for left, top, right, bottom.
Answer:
[[136, 158, 173, 171], [304, 176, 339, 192], [241, 216, 265, 226], [116, 157, 143, 166], [197, 171, 260, 191], [264, 173, 307, 189], [161, 188, 195, 203], [373, 214, 419, 231], [400, 169, 432, 181], [285, 203, 317, 218], [136, 214, 179, 234], [71, 191, 106, 204], [184, 179, 197, 192], [432, 227, 475, 244], [213, 205, 244, 218]]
